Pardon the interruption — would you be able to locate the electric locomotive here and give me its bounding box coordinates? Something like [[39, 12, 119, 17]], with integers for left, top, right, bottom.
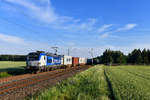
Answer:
[[26, 51, 62, 72]]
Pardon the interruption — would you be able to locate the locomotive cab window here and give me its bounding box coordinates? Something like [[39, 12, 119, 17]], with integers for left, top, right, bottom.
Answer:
[[28, 53, 39, 61]]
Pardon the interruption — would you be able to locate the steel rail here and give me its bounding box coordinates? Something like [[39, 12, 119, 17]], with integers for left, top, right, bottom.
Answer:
[[0, 66, 85, 96]]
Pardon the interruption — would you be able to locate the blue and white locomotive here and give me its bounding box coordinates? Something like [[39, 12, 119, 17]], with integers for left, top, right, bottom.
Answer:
[[26, 51, 62, 72]]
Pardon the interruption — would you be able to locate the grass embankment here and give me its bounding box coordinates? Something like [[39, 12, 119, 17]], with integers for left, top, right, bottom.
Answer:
[[0, 61, 26, 78], [30, 65, 110, 100], [105, 66, 150, 100]]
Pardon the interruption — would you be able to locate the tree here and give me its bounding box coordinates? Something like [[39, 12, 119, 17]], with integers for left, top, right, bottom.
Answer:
[[127, 49, 142, 64], [102, 49, 113, 65], [0, 55, 26, 61], [147, 50, 150, 65], [96, 49, 150, 66], [112, 51, 126, 64], [142, 49, 148, 65]]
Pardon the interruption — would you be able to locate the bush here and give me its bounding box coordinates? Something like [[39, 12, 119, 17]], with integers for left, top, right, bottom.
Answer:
[[0, 72, 11, 78]]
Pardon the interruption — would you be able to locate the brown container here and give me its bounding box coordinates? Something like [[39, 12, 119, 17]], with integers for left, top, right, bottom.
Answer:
[[72, 57, 79, 67]]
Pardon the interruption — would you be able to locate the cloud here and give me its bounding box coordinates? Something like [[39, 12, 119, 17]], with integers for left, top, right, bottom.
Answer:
[[0, 33, 24, 44], [57, 18, 97, 32], [1, 1, 141, 57], [99, 24, 137, 39], [4, 0, 98, 32], [78, 18, 97, 30], [117, 24, 137, 32], [5, 0, 58, 23], [97, 24, 113, 33], [99, 32, 110, 38]]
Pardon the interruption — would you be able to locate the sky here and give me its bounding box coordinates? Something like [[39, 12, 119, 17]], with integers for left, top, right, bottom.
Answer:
[[0, 0, 150, 57]]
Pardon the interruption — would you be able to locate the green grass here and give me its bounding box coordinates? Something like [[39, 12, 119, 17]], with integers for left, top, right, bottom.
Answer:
[[0, 61, 26, 78], [29, 65, 110, 100], [105, 65, 150, 100], [0, 72, 11, 78], [28, 65, 150, 100], [0, 61, 25, 69]]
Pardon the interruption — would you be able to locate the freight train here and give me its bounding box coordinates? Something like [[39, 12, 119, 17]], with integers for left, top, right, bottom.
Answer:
[[26, 51, 88, 72]]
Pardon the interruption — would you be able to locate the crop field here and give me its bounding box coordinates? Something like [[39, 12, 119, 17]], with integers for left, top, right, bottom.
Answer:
[[105, 66, 150, 100], [0, 61, 26, 78], [0, 61, 25, 69], [29, 65, 150, 100]]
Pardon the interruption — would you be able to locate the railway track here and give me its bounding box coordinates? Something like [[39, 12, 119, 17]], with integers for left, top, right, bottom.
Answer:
[[0, 66, 90, 100]]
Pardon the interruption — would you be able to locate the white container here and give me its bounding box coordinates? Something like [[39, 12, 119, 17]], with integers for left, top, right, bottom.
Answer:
[[62, 56, 72, 65], [79, 58, 87, 64]]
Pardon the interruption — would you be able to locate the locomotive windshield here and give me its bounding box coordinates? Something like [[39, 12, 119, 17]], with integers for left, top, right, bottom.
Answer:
[[27, 53, 39, 61]]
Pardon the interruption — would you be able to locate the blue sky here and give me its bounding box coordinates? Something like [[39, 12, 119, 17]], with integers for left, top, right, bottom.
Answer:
[[0, 0, 150, 57]]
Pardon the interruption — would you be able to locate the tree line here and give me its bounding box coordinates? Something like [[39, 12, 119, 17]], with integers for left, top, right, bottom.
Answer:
[[94, 49, 150, 65], [0, 55, 26, 61]]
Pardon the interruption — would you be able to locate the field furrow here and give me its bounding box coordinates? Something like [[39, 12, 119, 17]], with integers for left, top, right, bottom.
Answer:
[[105, 66, 150, 100], [30, 65, 110, 100]]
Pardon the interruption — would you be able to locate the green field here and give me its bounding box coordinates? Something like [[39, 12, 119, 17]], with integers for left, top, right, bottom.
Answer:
[[29, 65, 150, 100], [105, 65, 150, 100], [0, 61, 25, 69], [0, 61, 26, 78]]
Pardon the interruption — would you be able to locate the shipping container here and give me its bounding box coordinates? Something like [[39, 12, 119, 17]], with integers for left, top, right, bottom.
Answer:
[[72, 57, 79, 67], [79, 58, 87, 65], [87, 59, 92, 65], [62, 56, 72, 67]]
